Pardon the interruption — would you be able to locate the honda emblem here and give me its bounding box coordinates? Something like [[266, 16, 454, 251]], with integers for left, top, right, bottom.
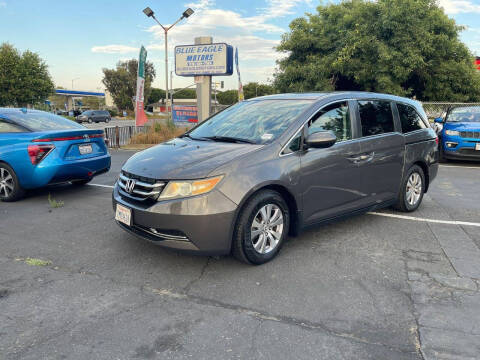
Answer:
[[125, 179, 136, 194]]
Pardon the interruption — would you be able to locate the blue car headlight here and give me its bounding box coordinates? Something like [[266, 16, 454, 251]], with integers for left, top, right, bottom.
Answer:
[[445, 130, 460, 136]]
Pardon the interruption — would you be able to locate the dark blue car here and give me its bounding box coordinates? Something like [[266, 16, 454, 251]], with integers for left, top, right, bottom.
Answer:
[[435, 106, 480, 161], [0, 108, 111, 201]]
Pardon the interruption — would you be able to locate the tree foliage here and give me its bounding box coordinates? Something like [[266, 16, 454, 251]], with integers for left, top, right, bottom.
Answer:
[[243, 82, 275, 99], [102, 59, 155, 110], [0, 43, 55, 107], [274, 0, 480, 102], [147, 88, 166, 104], [216, 90, 239, 105]]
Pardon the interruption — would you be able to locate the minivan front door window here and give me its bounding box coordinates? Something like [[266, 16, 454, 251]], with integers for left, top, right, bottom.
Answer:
[[308, 101, 352, 141]]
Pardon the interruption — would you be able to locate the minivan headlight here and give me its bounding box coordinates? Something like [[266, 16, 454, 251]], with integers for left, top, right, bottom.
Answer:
[[159, 175, 223, 200], [445, 130, 460, 136]]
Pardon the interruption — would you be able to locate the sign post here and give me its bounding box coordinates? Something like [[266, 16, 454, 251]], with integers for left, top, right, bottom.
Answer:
[[175, 38, 233, 122], [135, 46, 148, 126], [195, 37, 212, 122]]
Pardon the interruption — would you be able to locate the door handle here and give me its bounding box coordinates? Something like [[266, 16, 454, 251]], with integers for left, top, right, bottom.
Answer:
[[348, 152, 374, 163]]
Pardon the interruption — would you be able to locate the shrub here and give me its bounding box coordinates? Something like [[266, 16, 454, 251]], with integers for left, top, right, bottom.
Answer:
[[129, 122, 187, 144]]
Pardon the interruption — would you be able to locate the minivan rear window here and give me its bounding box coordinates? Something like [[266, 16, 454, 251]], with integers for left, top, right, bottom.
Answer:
[[358, 100, 394, 137], [397, 103, 427, 133]]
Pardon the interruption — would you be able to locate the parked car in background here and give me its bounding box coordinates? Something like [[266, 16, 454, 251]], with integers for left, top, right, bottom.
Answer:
[[113, 92, 438, 264], [0, 108, 111, 201], [435, 106, 480, 161], [76, 110, 111, 123]]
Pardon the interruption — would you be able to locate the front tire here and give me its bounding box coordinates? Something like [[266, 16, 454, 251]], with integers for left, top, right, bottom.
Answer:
[[0, 163, 25, 202], [88, 118, 93, 124], [233, 190, 289, 265], [105, 117, 110, 123], [394, 165, 425, 212]]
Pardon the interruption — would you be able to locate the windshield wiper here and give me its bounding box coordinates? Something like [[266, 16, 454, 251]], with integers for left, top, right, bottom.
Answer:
[[180, 133, 210, 141], [203, 136, 256, 144]]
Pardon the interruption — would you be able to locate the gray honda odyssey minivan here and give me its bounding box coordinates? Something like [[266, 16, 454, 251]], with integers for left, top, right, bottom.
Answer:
[[113, 92, 438, 264]]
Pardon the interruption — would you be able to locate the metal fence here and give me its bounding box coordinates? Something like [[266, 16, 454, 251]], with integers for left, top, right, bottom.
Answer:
[[104, 126, 146, 148]]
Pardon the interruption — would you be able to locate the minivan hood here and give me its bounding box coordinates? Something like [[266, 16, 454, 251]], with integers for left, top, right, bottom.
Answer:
[[122, 138, 263, 179]]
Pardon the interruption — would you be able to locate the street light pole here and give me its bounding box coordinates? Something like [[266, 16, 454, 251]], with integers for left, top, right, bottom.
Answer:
[[143, 7, 194, 123]]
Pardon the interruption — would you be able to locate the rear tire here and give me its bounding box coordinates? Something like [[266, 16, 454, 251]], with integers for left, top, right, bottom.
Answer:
[[0, 163, 25, 202], [394, 165, 425, 212], [233, 190, 289, 265], [71, 178, 92, 186]]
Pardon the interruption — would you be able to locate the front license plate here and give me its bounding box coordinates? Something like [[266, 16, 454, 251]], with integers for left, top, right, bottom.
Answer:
[[79, 144, 93, 155], [115, 204, 131, 226], [476, 143, 480, 151]]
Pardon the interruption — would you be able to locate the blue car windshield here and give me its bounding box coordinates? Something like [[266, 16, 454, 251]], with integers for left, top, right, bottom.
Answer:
[[446, 106, 480, 123], [188, 100, 314, 144], [6, 111, 84, 131]]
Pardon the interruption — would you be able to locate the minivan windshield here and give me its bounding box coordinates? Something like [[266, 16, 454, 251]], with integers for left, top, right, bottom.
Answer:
[[446, 106, 480, 123], [187, 100, 314, 144]]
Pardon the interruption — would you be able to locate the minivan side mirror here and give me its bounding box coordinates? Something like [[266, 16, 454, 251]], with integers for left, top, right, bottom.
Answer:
[[434, 117, 443, 123], [305, 131, 337, 149]]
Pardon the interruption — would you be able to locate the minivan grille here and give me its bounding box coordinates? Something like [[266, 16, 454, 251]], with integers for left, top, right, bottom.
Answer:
[[460, 131, 480, 139], [118, 171, 165, 201]]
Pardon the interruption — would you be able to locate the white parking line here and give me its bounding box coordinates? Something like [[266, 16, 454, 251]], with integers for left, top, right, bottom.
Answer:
[[369, 212, 480, 227], [88, 183, 114, 189], [88, 183, 479, 227], [440, 165, 480, 170]]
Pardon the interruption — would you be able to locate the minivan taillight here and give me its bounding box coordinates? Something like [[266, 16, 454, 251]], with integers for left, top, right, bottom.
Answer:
[[27, 144, 54, 165]]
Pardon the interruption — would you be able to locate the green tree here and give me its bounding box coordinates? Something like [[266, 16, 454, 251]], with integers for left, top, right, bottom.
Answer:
[[147, 88, 166, 104], [0, 43, 55, 107], [243, 82, 275, 99], [216, 89, 238, 105], [102, 59, 155, 110], [274, 0, 480, 102], [172, 88, 196, 99]]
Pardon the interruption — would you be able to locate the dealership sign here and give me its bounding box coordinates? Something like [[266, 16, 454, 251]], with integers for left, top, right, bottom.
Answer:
[[172, 105, 198, 123], [175, 43, 233, 76]]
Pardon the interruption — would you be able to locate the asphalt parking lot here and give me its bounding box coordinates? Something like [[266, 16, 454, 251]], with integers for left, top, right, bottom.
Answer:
[[1, 151, 480, 360]]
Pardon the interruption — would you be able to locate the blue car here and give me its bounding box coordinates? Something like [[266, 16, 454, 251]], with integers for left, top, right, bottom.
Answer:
[[435, 106, 480, 161], [0, 108, 111, 201]]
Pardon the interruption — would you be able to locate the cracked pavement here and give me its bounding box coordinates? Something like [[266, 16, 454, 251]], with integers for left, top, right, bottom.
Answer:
[[1, 151, 479, 359]]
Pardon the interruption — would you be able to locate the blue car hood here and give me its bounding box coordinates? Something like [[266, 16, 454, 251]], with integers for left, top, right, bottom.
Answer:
[[444, 122, 480, 131]]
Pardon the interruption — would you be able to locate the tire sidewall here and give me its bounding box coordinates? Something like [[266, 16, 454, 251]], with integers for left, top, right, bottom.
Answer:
[[88, 118, 93, 123], [0, 163, 23, 202], [240, 192, 289, 265], [402, 166, 425, 212]]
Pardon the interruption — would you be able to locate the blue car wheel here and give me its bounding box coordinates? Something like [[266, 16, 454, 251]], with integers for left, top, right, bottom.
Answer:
[[0, 163, 25, 202]]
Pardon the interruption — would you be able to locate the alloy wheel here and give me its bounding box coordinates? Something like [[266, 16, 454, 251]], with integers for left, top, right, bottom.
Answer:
[[250, 204, 284, 254], [0, 167, 14, 198], [406, 172, 422, 206]]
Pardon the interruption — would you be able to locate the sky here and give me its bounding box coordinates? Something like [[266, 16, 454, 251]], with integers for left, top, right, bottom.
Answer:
[[1, 0, 480, 93]]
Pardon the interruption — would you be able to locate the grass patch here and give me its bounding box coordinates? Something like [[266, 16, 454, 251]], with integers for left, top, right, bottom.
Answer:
[[24, 258, 52, 266], [48, 193, 64, 208], [129, 122, 188, 145]]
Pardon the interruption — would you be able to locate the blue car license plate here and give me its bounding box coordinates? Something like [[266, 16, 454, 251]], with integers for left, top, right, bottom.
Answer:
[[79, 144, 93, 155]]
